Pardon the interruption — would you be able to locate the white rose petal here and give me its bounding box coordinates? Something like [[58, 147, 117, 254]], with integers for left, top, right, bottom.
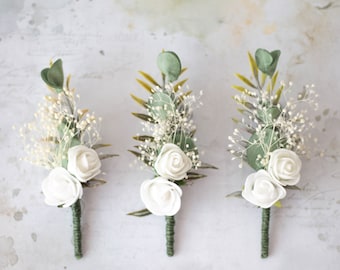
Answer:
[[41, 167, 83, 208], [268, 149, 302, 186], [67, 145, 101, 182], [155, 143, 192, 181], [242, 170, 286, 208], [140, 177, 182, 216]]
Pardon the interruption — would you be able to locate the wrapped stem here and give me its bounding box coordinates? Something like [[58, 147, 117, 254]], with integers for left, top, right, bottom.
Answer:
[[261, 207, 270, 258], [72, 199, 82, 259], [165, 215, 175, 256]]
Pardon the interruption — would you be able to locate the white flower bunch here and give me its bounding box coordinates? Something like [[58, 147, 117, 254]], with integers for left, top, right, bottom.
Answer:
[[140, 143, 192, 216], [19, 60, 107, 207], [242, 149, 301, 208], [19, 78, 101, 170]]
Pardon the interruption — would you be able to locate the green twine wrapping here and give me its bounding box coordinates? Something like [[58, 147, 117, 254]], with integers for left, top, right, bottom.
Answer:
[[261, 207, 270, 259], [165, 215, 175, 256], [71, 199, 82, 259]]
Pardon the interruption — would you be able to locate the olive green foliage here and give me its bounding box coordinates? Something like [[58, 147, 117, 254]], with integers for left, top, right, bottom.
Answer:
[[231, 49, 284, 170]]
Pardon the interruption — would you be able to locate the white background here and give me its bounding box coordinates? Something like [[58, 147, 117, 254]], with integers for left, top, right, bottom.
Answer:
[[0, 0, 340, 269]]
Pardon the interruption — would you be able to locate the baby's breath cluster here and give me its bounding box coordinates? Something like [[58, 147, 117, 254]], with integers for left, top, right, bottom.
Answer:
[[130, 51, 216, 187], [137, 84, 203, 170], [228, 51, 318, 170], [229, 82, 318, 169], [19, 75, 101, 169]]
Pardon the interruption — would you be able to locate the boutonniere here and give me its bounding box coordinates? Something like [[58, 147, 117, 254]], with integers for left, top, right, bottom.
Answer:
[[19, 59, 117, 258], [228, 49, 318, 258], [128, 51, 216, 256]]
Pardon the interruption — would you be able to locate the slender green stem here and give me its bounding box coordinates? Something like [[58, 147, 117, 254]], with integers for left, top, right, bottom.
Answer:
[[261, 207, 270, 258], [162, 73, 166, 89], [165, 215, 175, 257], [72, 199, 82, 259]]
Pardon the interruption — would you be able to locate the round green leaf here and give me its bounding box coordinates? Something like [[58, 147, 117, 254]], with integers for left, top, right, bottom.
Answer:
[[246, 127, 280, 170], [41, 59, 64, 91], [174, 132, 196, 153], [147, 92, 175, 120], [257, 105, 281, 124], [255, 49, 281, 77], [157, 51, 181, 83]]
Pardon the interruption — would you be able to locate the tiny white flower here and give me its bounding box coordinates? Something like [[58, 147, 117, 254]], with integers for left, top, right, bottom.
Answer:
[[242, 170, 286, 208], [155, 143, 192, 181], [41, 167, 83, 208], [67, 145, 101, 182], [140, 177, 182, 216], [268, 149, 302, 186]]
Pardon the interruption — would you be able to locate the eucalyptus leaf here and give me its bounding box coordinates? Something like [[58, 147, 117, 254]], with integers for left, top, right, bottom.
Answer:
[[157, 51, 182, 83], [255, 49, 281, 77], [246, 127, 280, 170], [41, 59, 64, 91], [256, 105, 281, 124], [174, 132, 196, 153], [147, 92, 175, 120], [70, 137, 81, 148]]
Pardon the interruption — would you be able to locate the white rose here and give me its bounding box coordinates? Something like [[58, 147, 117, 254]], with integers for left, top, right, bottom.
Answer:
[[41, 167, 83, 208], [154, 143, 192, 181], [67, 145, 101, 182], [242, 170, 286, 208], [268, 149, 302, 186], [140, 177, 182, 216]]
